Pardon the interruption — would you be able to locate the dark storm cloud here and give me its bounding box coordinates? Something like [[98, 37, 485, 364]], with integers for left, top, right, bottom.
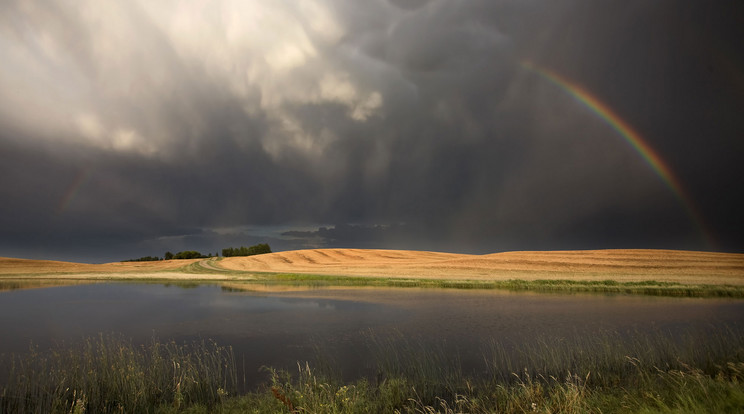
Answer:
[[1, 0, 742, 262]]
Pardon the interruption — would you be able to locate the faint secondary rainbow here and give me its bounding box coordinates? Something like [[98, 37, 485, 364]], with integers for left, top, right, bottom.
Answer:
[[521, 61, 714, 247], [57, 167, 93, 214]]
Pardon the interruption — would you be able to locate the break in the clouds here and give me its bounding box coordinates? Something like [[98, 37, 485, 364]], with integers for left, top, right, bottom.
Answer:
[[1, 0, 742, 262]]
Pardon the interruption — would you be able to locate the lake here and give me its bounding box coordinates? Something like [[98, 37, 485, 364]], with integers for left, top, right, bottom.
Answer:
[[1, 281, 743, 389]]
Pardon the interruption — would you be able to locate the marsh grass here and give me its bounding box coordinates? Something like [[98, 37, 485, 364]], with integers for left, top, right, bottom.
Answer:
[[252, 274, 744, 298], [2, 328, 744, 413], [483, 327, 744, 386], [246, 327, 744, 413], [0, 334, 237, 413]]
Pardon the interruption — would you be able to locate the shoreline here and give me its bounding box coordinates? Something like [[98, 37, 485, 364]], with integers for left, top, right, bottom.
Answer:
[[2, 273, 743, 298], [1, 248, 743, 297]]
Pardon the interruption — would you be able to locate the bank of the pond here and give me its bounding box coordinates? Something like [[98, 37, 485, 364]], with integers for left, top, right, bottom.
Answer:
[[2, 330, 744, 413], [3, 274, 744, 298], [245, 273, 744, 298], [2, 248, 743, 297]]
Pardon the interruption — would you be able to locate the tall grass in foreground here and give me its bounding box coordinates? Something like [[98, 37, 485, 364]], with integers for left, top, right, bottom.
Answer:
[[244, 328, 744, 413], [0, 335, 236, 413], [2, 328, 744, 413], [245, 360, 744, 413]]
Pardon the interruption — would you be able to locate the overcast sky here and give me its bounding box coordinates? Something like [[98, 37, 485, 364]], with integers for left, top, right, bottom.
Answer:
[[1, 0, 742, 262]]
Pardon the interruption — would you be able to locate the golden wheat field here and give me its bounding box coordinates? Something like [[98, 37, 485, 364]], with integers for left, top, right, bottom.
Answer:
[[1, 248, 743, 285]]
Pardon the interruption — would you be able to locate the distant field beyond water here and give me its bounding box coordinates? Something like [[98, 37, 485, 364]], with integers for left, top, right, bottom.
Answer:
[[1, 248, 743, 286]]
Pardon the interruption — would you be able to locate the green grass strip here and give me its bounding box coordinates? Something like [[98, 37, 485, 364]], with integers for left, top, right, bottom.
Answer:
[[249, 273, 744, 298]]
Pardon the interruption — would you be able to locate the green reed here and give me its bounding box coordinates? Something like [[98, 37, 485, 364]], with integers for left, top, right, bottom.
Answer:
[[0, 334, 236, 413], [250, 327, 744, 413], [2, 327, 743, 413]]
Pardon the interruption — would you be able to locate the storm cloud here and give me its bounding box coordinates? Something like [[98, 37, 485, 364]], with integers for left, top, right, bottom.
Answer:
[[1, 0, 742, 262]]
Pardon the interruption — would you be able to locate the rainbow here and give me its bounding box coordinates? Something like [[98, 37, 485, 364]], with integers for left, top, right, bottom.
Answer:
[[521, 61, 714, 247], [57, 167, 93, 214]]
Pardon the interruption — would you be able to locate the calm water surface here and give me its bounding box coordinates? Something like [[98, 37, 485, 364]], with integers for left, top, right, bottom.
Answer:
[[1, 282, 742, 387]]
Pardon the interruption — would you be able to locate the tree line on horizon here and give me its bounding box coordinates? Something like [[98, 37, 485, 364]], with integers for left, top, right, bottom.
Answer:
[[122, 243, 272, 262], [221, 243, 272, 257]]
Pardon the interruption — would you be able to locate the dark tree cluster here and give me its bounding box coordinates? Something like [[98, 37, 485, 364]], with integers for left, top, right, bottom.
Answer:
[[124, 244, 271, 262], [222, 243, 272, 257], [122, 256, 162, 262], [169, 251, 209, 260]]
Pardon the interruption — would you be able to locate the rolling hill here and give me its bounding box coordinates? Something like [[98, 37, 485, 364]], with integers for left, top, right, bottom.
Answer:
[[2, 248, 741, 285]]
